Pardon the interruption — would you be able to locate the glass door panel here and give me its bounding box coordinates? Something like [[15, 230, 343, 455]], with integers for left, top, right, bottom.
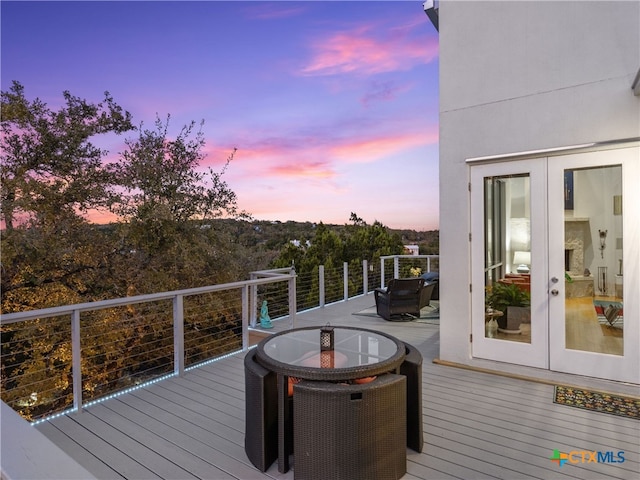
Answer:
[[563, 165, 623, 356], [548, 148, 638, 383], [470, 159, 547, 369], [483, 174, 531, 343]]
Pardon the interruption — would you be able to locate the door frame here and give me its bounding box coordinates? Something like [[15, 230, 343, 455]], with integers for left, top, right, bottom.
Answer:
[[470, 145, 639, 383], [548, 147, 639, 383], [470, 158, 548, 369]]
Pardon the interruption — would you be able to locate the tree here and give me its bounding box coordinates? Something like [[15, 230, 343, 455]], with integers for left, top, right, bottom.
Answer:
[[269, 215, 404, 308], [107, 115, 252, 294], [1, 81, 133, 230], [1, 85, 256, 420], [1, 82, 134, 310], [343, 213, 404, 263], [110, 115, 245, 225]]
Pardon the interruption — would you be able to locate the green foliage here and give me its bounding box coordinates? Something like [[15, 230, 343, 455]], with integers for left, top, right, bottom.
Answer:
[[268, 214, 405, 309], [110, 115, 248, 225], [1, 81, 134, 231], [0, 84, 258, 419], [1, 85, 255, 308], [1, 82, 136, 310], [485, 282, 531, 312]]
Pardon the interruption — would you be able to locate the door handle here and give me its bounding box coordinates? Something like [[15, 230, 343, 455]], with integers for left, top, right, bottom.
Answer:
[[551, 289, 559, 296]]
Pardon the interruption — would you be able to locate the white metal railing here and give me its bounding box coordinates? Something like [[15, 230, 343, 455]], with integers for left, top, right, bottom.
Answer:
[[1, 269, 296, 422], [380, 255, 440, 288], [1, 255, 438, 422]]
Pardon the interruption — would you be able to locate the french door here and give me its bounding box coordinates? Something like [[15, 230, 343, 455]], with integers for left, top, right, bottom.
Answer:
[[470, 147, 639, 383]]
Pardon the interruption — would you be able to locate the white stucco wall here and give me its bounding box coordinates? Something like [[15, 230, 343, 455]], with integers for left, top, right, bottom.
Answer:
[[438, 0, 640, 366]]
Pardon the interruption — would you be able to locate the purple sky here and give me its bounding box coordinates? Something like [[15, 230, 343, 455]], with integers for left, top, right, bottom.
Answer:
[[1, 0, 439, 230]]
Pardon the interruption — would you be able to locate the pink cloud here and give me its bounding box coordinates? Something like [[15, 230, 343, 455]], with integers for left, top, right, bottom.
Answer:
[[330, 128, 438, 163], [300, 24, 437, 76], [223, 143, 338, 180], [202, 122, 438, 183], [270, 160, 336, 179]]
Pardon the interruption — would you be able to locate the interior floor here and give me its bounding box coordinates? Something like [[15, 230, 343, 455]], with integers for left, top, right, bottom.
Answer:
[[491, 295, 623, 356]]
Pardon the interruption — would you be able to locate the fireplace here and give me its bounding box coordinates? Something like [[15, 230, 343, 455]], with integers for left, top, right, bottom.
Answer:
[[564, 217, 594, 297], [564, 217, 589, 274]]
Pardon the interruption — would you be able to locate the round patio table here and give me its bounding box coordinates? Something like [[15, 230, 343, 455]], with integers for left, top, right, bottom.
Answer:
[[254, 325, 407, 473]]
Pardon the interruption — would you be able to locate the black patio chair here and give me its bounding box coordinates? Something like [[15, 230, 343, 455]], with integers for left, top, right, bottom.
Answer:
[[374, 278, 434, 321]]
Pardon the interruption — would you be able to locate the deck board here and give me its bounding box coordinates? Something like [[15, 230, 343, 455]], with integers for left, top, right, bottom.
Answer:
[[35, 296, 640, 480], [92, 401, 254, 480], [46, 414, 162, 479], [35, 420, 127, 479]]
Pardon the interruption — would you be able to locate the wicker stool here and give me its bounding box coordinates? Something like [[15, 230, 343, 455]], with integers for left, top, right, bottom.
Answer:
[[244, 349, 278, 471], [293, 374, 407, 480], [401, 342, 424, 453]]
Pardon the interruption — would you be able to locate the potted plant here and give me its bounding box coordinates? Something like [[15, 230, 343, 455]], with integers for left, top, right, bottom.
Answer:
[[485, 282, 531, 330]]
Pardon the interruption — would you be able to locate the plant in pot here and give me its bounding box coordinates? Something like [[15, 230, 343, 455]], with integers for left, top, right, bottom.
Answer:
[[485, 282, 531, 331]]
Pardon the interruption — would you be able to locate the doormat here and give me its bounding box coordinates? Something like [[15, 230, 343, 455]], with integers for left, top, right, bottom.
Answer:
[[554, 386, 639, 420], [353, 301, 439, 324]]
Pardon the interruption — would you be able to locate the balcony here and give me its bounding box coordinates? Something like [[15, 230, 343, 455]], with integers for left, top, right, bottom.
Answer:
[[2, 255, 638, 479]]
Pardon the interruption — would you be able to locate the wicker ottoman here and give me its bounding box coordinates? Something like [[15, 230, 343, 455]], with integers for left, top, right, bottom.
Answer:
[[293, 374, 407, 480], [401, 342, 424, 453], [244, 349, 278, 471]]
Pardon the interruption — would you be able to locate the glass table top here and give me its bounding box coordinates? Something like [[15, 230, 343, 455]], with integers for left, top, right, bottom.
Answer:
[[256, 326, 404, 380]]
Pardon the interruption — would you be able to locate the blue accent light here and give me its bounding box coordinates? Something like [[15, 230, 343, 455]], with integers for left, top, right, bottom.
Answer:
[[185, 348, 248, 371], [30, 349, 251, 426], [30, 372, 177, 426]]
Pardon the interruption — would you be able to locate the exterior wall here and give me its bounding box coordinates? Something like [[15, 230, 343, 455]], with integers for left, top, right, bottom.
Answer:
[[438, 1, 640, 366]]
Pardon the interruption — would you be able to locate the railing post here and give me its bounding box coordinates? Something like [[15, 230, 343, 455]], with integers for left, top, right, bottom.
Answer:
[[319, 265, 325, 307], [249, 272, 258, 327], [71, 309, 82, 413], [343, 262, 349, 301], [242, 285, 249, 351], [288, 270, 297, 329], [394, 256, 400, 279], [173, 295, 185, 376], [363, 260, 368, 295], [380, 258, 385, 289]]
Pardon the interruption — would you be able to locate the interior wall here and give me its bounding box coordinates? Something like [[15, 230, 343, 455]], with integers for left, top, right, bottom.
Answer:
[[572, 166, 623, 292]]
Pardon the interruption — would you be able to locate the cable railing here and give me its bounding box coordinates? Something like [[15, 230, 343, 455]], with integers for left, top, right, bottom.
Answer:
[[1, 255, 438, 422], [380, 255, 439, 287], [1, 272, 296, 423]]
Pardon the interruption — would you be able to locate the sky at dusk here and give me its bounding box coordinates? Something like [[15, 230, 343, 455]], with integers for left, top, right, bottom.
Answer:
[[1, 0, 440, 230]]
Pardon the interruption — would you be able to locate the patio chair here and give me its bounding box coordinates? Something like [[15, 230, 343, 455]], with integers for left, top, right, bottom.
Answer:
[[293, 374, 407, 480], [420, 271, 440, 300], [374, 278, 434, 321]]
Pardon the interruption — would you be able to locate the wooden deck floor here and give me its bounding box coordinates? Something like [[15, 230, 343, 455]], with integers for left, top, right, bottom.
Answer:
[[36, 295, 639, 480]]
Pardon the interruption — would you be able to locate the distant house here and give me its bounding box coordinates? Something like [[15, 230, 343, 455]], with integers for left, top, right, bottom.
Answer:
[[290, 239, 311, 248], [404, 245, 420, 256], [432, 1, 639, 384]]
